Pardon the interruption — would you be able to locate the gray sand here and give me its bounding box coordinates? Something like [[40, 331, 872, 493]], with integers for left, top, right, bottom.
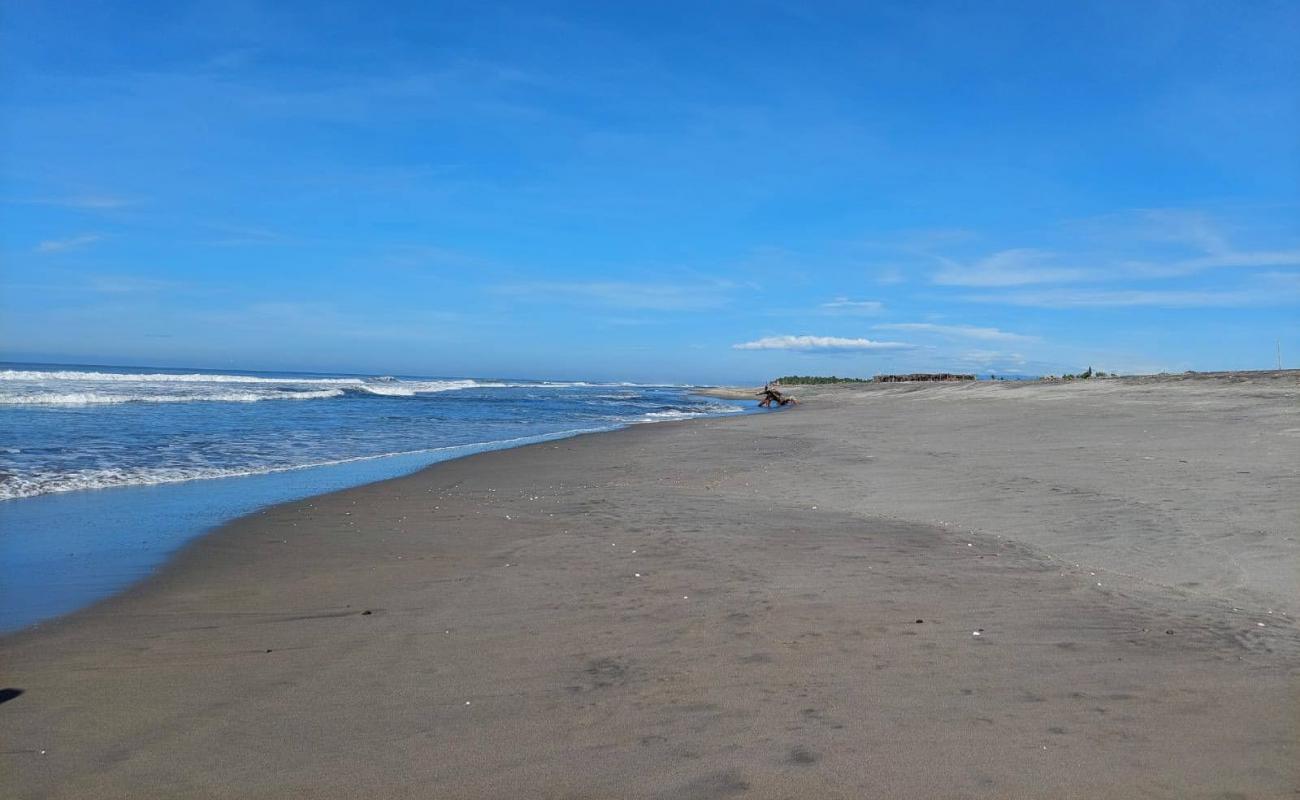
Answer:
[[714, 372, 1300, 616], [3, 373, 1297, 798]]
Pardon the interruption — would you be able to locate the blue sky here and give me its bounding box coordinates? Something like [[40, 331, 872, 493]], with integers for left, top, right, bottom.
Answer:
[[2, 1, 1297, 383]]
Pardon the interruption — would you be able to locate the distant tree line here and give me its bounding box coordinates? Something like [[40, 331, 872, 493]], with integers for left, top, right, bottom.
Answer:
[[773, 370, 1123, 385], [873, 373, 975, 383], [773, 373, 979, 384], [773, 375, 872, 385]]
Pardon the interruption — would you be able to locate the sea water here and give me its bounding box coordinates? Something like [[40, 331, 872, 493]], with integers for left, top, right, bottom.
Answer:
[[0, 363, 753, 631]]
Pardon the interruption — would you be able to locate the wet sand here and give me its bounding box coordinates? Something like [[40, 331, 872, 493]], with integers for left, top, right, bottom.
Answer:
[[3, 373, 1298, 798]]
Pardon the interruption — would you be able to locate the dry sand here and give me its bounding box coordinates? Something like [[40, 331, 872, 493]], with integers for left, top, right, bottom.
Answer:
[[3, 373, 1298, 798]]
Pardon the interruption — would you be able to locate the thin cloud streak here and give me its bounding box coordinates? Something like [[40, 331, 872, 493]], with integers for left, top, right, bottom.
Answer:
[[957, 349, 1028, 366], [86, 275, 181, 294], [1125, 248, 1300, 278], [932, 248, 1092, 287], [964, 285, 1300, 308], [928, 212, 1300, 288], [35, 234, 103, 253], [820, 297, 885, 314], [874, 322, 1037, 342]]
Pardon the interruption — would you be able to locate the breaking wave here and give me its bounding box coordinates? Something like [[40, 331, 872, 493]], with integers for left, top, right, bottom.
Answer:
[[0, 369, 369, 385], [7, 389, 348, 405], [0, 369, 606, 405], [1, 365, 750, 502], [633, 405, 745, 423]]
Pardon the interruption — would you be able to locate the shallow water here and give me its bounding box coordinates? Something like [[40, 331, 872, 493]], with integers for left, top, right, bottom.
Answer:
[[0, 363, 755, 632]]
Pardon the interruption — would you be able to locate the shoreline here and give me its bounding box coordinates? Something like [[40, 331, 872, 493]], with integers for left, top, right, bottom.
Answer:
[[1, 395, 756, 634], [0, 425, 618, 636], [0, 415, 724, 641], [4, 376, 1297, 797]]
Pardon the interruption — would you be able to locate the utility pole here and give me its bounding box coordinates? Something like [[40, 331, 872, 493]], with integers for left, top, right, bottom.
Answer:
[[1278, 340, 1283, 370]]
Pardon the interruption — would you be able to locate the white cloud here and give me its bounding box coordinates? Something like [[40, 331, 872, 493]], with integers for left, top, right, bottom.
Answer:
[[732, 335, 914, 352], [35, 234, 103, 253], [820, 297, 885, 314], [874, 322, 1037, 342]]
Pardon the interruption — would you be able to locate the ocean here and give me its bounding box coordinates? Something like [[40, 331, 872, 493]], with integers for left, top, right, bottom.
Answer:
[[0, 363, 754, 632]]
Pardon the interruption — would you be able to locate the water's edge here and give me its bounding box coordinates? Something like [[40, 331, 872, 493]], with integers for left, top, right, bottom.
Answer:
[[0, 403, 758, 635]]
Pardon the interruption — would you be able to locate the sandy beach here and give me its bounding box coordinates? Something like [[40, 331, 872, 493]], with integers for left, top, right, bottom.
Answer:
[[3, 373, 1297, 798]]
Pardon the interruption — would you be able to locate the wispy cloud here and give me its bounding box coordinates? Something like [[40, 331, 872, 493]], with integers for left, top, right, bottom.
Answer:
[[856, 210, 1300, 298], [495, 280, 737, 311], [932, 248, 1092, 287], [873, 322, 1036, 342], [820, 297, 885, 315], [929, 211, 1300, 289], [376, 244, 491, 271], [957, 349, 1028, 366], [35, 234, 103, 253], [202, 224, 299, 248], [85, 275, 179, 294], [732, 335, 914, 352], [1076, 208, 1250, 255], [1122, 248, 1300, 278], [1098, 208, 1231, 252], [965, 282, 1300, 308]]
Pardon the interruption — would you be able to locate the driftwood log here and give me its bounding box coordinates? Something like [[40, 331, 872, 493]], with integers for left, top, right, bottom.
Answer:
[[757, 385, 799, 407]]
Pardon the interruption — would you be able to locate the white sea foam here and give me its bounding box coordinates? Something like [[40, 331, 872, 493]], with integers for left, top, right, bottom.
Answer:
[[0, 370, 632, 388], [636, 405, 744, 423], [0, 426, 612, 500], [4, 389, 347, 405], [0, 369, 514, 405], [0, 369, 367, 385], [355, 379, 481, 396]]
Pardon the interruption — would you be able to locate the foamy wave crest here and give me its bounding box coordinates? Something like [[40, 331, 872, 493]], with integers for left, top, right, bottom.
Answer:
[[355, 379, 482, 396], [635, 404, 744, 423], [0, 427, 611, 500], [1, 457, 407, 500], [0, 370, 674, 406], [0, 369, 367, 385], [0, 369, 507, 405], [4, 389, 346, 405], [0, 465, 285, 499]]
